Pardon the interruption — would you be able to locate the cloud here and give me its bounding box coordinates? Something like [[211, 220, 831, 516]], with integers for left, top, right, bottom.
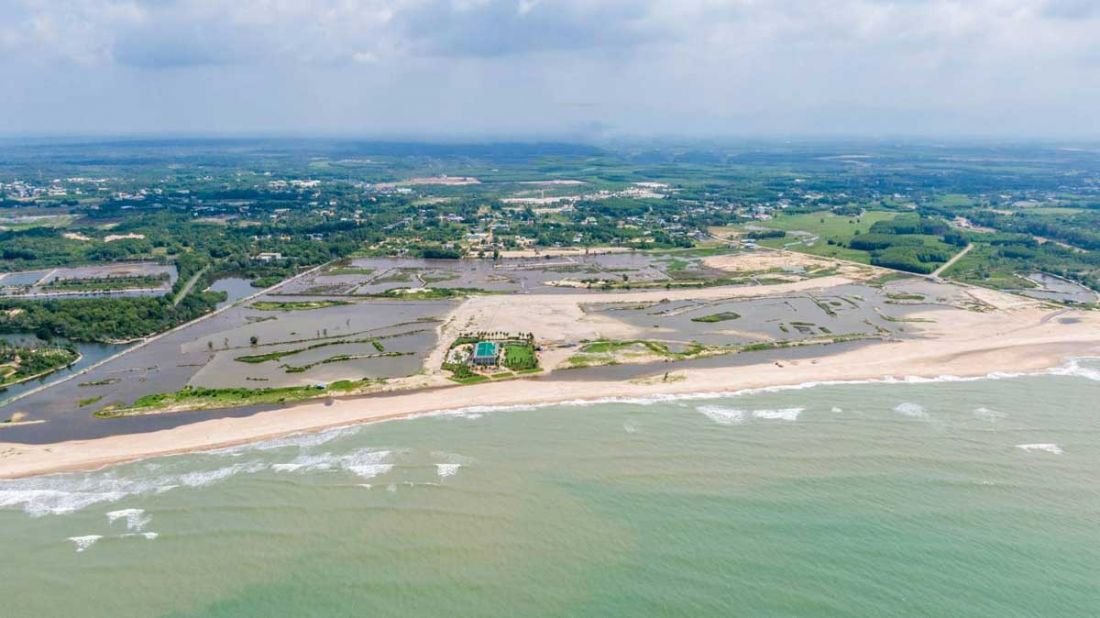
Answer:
[[0, 0, 1096, 137]]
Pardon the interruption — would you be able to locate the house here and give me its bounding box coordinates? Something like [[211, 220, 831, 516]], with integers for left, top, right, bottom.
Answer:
[[255, 252, 283, 262], [471, 341, 499, 366]]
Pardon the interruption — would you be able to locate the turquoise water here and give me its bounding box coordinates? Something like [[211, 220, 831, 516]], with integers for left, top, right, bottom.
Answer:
[[2, 363, 1099, 616]]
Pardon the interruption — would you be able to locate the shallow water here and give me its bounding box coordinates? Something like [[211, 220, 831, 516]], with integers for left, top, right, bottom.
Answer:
[[0, 334, 129, 405], [1, 362, 1098, 616]]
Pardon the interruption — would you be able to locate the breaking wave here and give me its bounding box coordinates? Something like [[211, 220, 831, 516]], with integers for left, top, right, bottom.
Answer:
[[436, 463, 461, 478], [893, 402, 929, 419], [696, 406, 745, 425], [1015, 443, 1063, 455], [973, 407, 1006, 421], [4, 358, 1096, 518], [107, 508, 150, 532], [752, 408, 804, 422], [0, 446, 393, 517], [68, 535, 101, 552]]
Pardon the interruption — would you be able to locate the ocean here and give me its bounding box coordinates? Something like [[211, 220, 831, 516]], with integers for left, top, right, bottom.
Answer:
[[2, 361, 1099, 616]]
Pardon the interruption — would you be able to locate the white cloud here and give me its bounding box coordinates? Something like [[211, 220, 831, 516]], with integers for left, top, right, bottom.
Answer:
[[0, 0, 1096, 136]]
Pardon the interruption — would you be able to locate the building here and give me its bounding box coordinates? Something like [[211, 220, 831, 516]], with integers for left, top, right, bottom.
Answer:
[[471, 341, 499, 366]]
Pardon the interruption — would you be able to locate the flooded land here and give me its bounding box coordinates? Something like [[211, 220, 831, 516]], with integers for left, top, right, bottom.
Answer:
[[0, 263, 177, 299], [0, 250, 1035, 444]]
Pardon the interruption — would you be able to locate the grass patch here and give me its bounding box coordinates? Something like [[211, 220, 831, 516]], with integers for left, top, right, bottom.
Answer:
[[325, 266, 375, 276], [79, 378, 120, 387], [98, 380, 374, 416], [235, 335, 406, 364], [690, 311, 741, 323], [282, 351, 412, 373], [251, 300, 352, 312], [77, 395, 104, 408], [502, 343, 538, 371]]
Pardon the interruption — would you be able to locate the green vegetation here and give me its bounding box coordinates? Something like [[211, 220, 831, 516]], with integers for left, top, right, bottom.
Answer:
[[690, 311, 741, 323], [502, 343, 538, 371], [250, 300, 351, 312], [748, 211, 898, 262], [0, 343, 79, 387], [0, 293, 223, 343], [77, 395, 104, 408], [282, 351, 412, 373], [42, 273, 170, 292], [235, 334, 403, 364], [748, 211, 963, 274], [886, 292, 926, 301], [1, 138, 1097, 351], [78, 377, 120, 387], [98, 380, 374, 416], [570, 339, 710, 366], [443, 363, 489, 384]]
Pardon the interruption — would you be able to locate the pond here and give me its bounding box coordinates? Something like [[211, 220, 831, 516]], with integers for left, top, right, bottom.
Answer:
[[208, 277, 256, 309], [0, 334, 131, 406]]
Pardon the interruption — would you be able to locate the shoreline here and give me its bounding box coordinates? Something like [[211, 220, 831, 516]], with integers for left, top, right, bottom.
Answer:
[[2, 327, 1098, 479]]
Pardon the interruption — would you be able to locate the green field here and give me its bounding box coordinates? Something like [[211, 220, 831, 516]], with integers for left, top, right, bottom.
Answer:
[[748, 211, 899, 263], [744, 210, 959, 272], [502, 343, 537, 370]]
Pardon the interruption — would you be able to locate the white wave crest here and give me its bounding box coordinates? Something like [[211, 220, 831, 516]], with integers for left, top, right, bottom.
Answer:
[[107, 508, 150, 532], [830, 406, 843, 413], [0, 447, 391, 517], [208, 426, 361, 456], [893, 402, 929, 419], [436, 463, 461, 478], [68, 535, 102, 552], [973, 407, 1006, 421], [696, 405, 745, 425], [1016, 443, 1063, 455], [271, 448, 393, 480], [411, 357, 1099, 426], [752, 408, 804, 421], [1048, 358, 1100, 382]]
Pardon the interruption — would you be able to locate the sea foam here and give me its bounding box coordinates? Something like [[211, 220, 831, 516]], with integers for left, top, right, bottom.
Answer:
[[696, 406, 745, 425], [107, 508, 150, 532], [1015, 443, 1063, 455], [893, 402, 929, 419], [435, 463, 461, 478], [68, 535, 102, 552], [973, 407, 1006, 421], [0, 447, 392, 517], [752, 408, 804, 422], [5, 358, 1098, 518]]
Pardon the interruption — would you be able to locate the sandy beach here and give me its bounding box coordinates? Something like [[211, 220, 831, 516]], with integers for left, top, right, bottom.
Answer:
[[3, 280, 1099, 479]]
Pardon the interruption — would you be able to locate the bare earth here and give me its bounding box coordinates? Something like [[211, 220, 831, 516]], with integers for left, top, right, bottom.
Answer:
[[3, 275, 1099, 479]]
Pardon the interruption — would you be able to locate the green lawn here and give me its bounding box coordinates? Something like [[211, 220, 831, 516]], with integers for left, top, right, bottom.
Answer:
[[503, 343, 537, 370], [749, 211, 897, 263], [747, 210, 955, 269]]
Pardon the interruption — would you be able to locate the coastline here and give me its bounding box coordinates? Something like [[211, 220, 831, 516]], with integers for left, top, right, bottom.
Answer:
[[2, 318, 1098, 479]]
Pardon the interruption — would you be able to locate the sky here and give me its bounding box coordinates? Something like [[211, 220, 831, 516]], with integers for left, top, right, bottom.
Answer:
[[1, 0, 1097, 139]]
